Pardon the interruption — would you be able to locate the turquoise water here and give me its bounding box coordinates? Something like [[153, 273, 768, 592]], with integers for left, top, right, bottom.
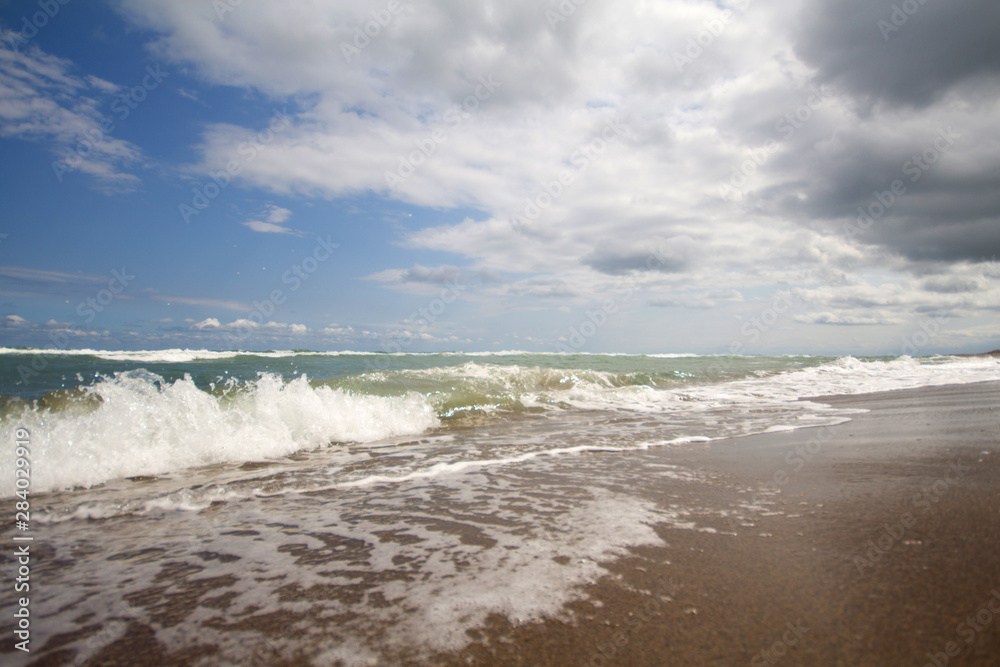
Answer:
[[3, 348, 997, 667], [1, 349, 997, 497], [0, 348, 840, 402]]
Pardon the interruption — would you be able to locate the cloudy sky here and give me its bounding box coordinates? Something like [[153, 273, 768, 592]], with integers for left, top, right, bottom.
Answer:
[[1, 0, 998, 354]]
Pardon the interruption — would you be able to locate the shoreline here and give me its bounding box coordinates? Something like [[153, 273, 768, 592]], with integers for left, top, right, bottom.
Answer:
[[431, 381, 1000, 665], [2, 381, 998, 665]]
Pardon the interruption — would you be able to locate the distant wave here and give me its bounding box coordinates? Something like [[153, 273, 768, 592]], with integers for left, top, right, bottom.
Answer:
[[3, 355, 998, 496], [0, 347, 719, 363]]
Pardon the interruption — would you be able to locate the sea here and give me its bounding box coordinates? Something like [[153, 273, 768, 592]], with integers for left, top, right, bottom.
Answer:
[[2, 350, 999, 664]]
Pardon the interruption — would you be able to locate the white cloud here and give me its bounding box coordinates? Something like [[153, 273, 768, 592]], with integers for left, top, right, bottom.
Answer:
[[240, 204, 302, 235], [84, 75, 119, 94], [107, 0, 1000, 351], [191, 317, 221, 329], [0, 33, 144, 191], [191, 318, 309, 335], [793, 312, 904, 326], [264, 205, 291, 224], [323, 324, 355, 337], [367, 264, 463, 285], [2, 314, 31, 327], [241, 220, 298, 235], [153, 295, 250, 311]]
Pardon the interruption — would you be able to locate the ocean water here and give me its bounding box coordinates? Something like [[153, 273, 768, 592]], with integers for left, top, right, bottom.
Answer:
[[2, 350, 1000, 499], [2, 351, 999, 664]]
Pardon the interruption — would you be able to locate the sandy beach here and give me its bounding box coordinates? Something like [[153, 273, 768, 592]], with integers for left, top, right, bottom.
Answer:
[[4, 0, 999, 663], [433, 381, 1000, 666], [4, 380, 1000, 666]]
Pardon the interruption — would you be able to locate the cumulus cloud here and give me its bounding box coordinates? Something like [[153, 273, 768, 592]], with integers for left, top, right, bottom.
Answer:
[[368, 264, 463, 285], [241, 205, 303, 235], [793, 312, 904, 327], [191, 317, 221, 329], [2, 314, 31, 328], [322, 324, 355, 337], [108, 0, 1000, 348], [190, 317, 307, 334]]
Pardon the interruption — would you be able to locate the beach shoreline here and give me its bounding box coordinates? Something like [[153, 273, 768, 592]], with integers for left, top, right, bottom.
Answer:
[[3, 381, 999, 666], [430, 381, 1000, 666]]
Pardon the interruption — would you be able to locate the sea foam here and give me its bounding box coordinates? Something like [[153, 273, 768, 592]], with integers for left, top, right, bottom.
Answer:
[[0, 370, 438, 496]]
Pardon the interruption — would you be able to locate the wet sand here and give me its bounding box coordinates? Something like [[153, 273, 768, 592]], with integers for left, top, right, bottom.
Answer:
[[432, 381, 1000, 666], [4, 381, 1000, 665]]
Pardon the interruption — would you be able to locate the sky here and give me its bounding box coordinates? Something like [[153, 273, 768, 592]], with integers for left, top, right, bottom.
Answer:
[[0, 0, 998, 355]]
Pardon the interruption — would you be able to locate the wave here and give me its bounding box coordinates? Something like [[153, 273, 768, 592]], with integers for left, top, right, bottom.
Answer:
[[3, 355, 998, 498], [0, 362, 765, 496], [0, 370, 438, 496], [0, 347, 356, 363], [0, 347, 722, 364], [318, 362, 722, 418]]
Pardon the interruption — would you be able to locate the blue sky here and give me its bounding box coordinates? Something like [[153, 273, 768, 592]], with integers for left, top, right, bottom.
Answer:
[[1, 0, 998, 354]]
